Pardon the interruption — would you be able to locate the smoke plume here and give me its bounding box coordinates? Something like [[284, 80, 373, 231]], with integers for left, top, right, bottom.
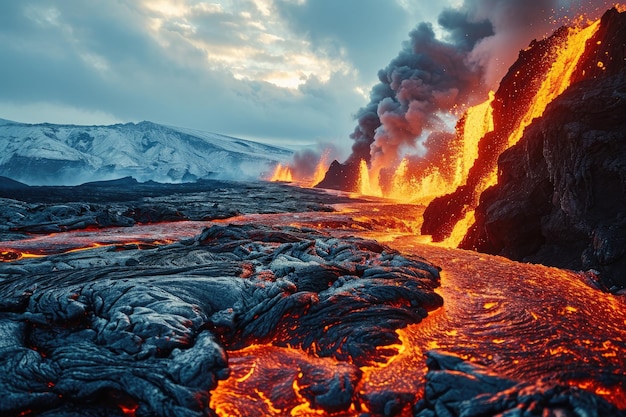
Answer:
[[347, 12, 493, 172], [345, 0, 610, 177]]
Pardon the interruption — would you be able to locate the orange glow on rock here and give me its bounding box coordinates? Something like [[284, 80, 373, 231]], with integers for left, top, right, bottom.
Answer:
[[439, 17, 602, 241], [117, 401, 139, 416], [354, 91, 495, 204], [506, 20, 600, 150]]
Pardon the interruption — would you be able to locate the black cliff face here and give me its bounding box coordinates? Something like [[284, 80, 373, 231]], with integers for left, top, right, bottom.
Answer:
[[422, 8, 626, 244], [462, 68, 626, 289]]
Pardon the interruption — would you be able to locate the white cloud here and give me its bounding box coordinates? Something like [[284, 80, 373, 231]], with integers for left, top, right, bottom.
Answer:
[[8, 0, 570, 149], [134, 0, 353, 90]]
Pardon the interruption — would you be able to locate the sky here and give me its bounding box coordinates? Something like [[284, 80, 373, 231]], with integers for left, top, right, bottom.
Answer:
[[0, 0, 618, 156]]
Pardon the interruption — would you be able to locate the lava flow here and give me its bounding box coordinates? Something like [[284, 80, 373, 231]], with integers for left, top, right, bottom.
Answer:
[[302, 9, 615, 248], [206, 207, 626, 416], [0, 221, 201, 259], [1, 6, 625, 417], [1, 197, 624, 416]]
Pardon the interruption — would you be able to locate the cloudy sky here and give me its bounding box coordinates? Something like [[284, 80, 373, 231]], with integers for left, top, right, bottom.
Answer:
[[0, 0, 616, 154]]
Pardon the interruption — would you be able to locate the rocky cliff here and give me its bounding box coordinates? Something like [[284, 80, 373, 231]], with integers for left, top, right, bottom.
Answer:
[[457, 8, 626, 289], [461, 68, 626, 289]]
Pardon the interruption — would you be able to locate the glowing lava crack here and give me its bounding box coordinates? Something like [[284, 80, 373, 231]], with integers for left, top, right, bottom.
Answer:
[[0, 224, 443, 416]]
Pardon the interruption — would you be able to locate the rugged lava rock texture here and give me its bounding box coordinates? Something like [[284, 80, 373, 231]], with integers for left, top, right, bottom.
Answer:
[[462, 69, 626, 289], [0, 223, 442, 416], [413, 351, 625, 417], [0, 178, 356, 241], [422, 7, 626, 243]]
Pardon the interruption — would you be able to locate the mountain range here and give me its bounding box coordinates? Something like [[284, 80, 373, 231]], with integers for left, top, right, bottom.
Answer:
[[0, 118, 293, 185]]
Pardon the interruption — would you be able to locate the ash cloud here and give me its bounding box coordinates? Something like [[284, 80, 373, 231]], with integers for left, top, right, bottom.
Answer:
[[347, 13, 493, 168], [437, 8, 496, 50], [345, 0, 609, 172]]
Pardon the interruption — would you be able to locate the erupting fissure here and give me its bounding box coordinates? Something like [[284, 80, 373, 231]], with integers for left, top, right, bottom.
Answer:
[[275, 7, 615, 250], [269, 163, 293, 182], [268, 150, 331, 187], [435, 16, 603, 243]]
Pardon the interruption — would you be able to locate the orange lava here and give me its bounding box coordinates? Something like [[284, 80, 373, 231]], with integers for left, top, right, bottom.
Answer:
[[268, 150, 332, 187], [506, 20, 600, 151], [204, 200, 626, 415], [4, 200, 625, 414], [118, 403, 138, 417], [311, 150, 331, 186], [210, 344, 359, 417], [358, 159, 381, 197], [443, 18, 601, 240], [0, 222, 197, 259], [269, 163, 293, 182], [209, 212, 626, 415], [355, 91, 495, 203]]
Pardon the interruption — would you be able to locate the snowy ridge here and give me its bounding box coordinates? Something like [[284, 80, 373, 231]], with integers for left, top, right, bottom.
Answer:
[[0, 119, 293, 185]]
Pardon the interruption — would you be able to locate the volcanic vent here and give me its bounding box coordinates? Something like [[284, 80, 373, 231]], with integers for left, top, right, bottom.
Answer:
[[460, 7, 626, 288], [312, 6, 626, 251]]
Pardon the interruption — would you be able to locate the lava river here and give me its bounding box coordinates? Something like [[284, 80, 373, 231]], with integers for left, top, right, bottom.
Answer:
[[1, 200, 624, 416], [201, 203, 626, 415]]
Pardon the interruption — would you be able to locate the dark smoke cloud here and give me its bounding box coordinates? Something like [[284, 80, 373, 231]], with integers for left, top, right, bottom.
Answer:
[[348, 19, 492, 167], [462, 0, 604, 85], [346, 0, 609, 173], [438, 8, 496, 50]]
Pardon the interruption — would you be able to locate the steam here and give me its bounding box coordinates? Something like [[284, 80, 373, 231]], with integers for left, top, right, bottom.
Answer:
[[346, 0, 602, 177], [290, 147, 333, 181], [463, 0, 593, 86], [347, 12, 493, 172]]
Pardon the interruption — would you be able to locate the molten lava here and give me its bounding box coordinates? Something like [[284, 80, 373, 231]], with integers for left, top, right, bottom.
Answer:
[[425, 16, 603, 242], [358, 159, 381, 197], [269, 163, 294, 182], [2, 7, 624, 417], [269, 150, 332, 187], [0, 222, 198, 258], [506, 20, 601, 150], [207, 209, 626, 415]]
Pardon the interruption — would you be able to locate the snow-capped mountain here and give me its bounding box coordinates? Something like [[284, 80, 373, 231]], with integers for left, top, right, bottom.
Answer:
[[0, 118, 293, 185]]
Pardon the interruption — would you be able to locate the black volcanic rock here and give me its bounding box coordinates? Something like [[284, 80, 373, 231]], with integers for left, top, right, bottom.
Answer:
[[78, 176, 140, 187], [315, 159, 360, 192], [422, 7, 626, 242], [413, 351, 625, 417], [0, 223, 442, 416], [462, 69, 626, 288], [571, 7, 626, 83], [0, 179, 361, 241], [0, 175, 29, 190], [421, 23, 571, 240]]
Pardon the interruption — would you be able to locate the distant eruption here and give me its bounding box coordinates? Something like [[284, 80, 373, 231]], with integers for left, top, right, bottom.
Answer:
[[269, 148, 331, 187], [274, 3, 496, 194], [319, 0, 617, 192], [312, 0, 594, 193]]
